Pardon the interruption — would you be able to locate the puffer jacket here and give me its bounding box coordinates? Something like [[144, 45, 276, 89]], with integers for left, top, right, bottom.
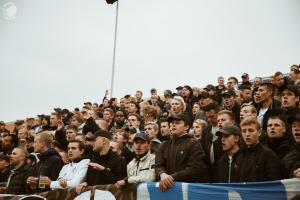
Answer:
[[126, 151, 155, 184], [155, 134, 210, 182]]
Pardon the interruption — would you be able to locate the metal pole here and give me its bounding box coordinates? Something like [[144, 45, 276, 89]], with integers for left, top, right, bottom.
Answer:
[[110, 0, 119, 99]]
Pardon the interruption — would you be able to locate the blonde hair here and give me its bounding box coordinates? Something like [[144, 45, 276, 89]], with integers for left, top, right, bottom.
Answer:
[[193, 119, 207, 129], [240, 117, 261, 131], [36, 131, 54, 147], [172, 96, 186, 112], [145, 121, 159, 132]]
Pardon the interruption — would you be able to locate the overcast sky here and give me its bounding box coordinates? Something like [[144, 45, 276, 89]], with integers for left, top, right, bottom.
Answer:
[[1, 0, 300, 122]]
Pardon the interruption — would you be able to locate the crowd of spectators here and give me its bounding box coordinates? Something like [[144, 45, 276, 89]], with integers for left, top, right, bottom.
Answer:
[[0, 64, 300, 195]]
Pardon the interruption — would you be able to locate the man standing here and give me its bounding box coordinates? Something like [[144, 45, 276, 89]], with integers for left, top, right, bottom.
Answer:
[[144, 122, 161, 152], [256, 83, 282, 131], [281, 114, 300, 178], [235, 117, 281, 182], [221, 90, 241, 124], [6, 147, 32, 195], [115, 132, 155, 188], [155, 113, 209, 192], [215, 125, 241, 183]]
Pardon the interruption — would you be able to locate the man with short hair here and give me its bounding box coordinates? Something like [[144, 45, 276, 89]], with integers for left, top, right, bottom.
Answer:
[[264, 115, 291, 159], [235, 117, 281, 182], [66, 125, 78, 142], [127, 101, 139, 115], [1, 134, 18, 155], [215, 76, 226, 103], [127, 114, 141, 132], [110, 110, 127, 133], [115, 132, 155, 188], [6, 147, 32, 195], [155, 113, 209, 192], [159, 118, 171, 141], [256, 83, 282, 131], [215, 125, 241, 183], [240, 85, 252, 104], [273, 71, 285, 88], [103, 108, 115, 131], [227, 76, 238, 90], [253, 77, 262, 88], [76, 130, 127, 193], [27, 131, 64, 192], [44, 140, 90, 189], [280, 85, 300, 120], [201, 103, 220, 166], [144, 122, 161, 153], [135, 90, 143, 104], [240, 104, 257, 121]]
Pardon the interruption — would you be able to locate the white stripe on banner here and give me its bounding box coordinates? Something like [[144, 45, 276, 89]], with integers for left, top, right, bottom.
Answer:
[[182, 183, 189, 200], [137, 183, 150, 200], [281, 178, 300, 200]]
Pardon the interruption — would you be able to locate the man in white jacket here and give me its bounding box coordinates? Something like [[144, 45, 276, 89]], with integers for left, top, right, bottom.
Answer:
[[49, 140, 90, 189], [115, 132, 155, 188]]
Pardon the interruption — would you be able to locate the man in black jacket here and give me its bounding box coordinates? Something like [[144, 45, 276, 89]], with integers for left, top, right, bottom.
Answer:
[[281, 114, 300, 178], [256, 83, 282, 131], [27, 131, 64, 192], [264, 115, 291, 159], [235, 117, 281, 182], [215, 125, 241, 183], [6, 147, 32, 195], [155, 113, 209, 192], [76, 130, 127, 193]]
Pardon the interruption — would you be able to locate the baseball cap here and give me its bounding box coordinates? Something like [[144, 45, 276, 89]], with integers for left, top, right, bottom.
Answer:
[[279, 85, 300, 97], [216, 125, 241, 137], [134, 132, 149, 141], [168, 113, 191, 125], [221, 90, 236, 97], [93, 130, 112, 140]]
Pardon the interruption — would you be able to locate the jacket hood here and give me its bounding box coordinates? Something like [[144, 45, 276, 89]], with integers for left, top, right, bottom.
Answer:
[[37, 147, 61, 161]]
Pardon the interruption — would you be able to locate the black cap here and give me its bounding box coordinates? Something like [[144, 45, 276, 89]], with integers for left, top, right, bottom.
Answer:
[[93, 130, 112, 140], [279, 85, 300, 97], [221, 90, 236, 97], [288, 114, 300, 124], [204, 84, 215, 91], [134, 132, 149, 141], [168, 113, 191, 125], [176, 86, 183, 90], [216, 125, 241, 137], [0, 154, 9, 162], [0, 121, 4, 125]]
